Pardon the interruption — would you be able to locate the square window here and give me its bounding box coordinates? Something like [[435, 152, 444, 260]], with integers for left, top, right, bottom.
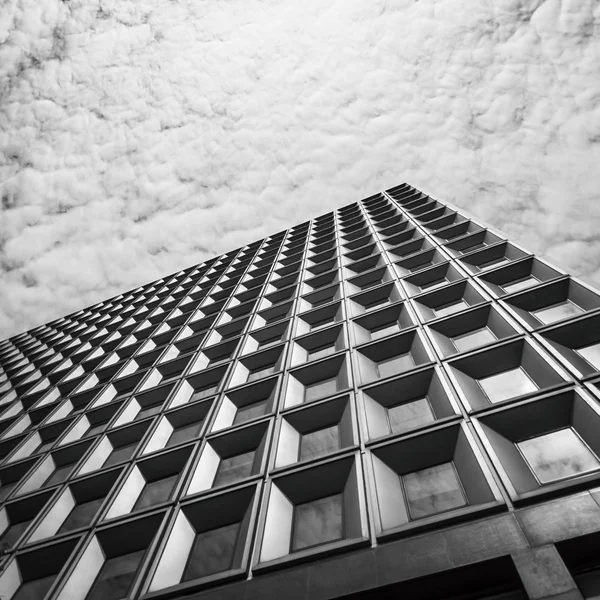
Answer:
[[133, 475, 178, 511], [518, 428, 600, 484], [166, 422, 202, 447], [434, 300, 468, 318], [182, 522, 239, 581], [85, 548, 145, 600], [533, 301, 584, 325], [453, 327, 497, 353], [479, 368, 537, 403], [246, 366, 275, 383], [299, 425, 340, 461], [304, 378, 338, 402], [58, 498, 104, 533], [103, 443, 137, 468], [233, 399, 268, 425], [502, 276, 540, 294], [292, 494, 343, 552], [576, 343, 600, 370], [388, 397, 435, 435], [213, 451, 255, 487], [12, 574, 56, 600], [402, 462, 467, 520], [376, 354, 415, 378], [307, 344, 336, 362]]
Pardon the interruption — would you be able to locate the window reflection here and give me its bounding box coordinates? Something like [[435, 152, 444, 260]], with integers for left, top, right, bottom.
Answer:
[[58, 498, 104, 533], [376, 354, 414, 378], [576, 343, 600, 370], [133, 475, 178, 511], [214, 451, 255, 487], [533, 301, 583, 324], [166, 422, 203, 447], [85, 548, 145, 600], [44, 464, 75, 487], [103, 444, 137, 468], [292, 494, 343, 552], [191, 386, 218, 402], [299, 425, 339, 461], [233, 400, 268, 425], [502, 276, 540, 294], [370, 323, 399, 341], [434, 300, 468, 318], [453, 327, 496, 353], [479, 368, 537, 403], [402, 462, 467, 519], [307, 344, 336, 362], [304, 378, 338, 402], [246, 366, 275, 383], [0, 519, 31, 547], [388, 397, 435, 435], [182, 522, 239, 581], [518, 428, 600, 484], [12, 574, 56, 600]]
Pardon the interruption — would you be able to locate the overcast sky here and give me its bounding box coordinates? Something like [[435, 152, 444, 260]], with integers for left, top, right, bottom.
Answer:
[[1, 0, 599, 338]]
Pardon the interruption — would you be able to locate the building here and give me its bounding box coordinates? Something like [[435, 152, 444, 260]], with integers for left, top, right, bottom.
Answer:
[[0, 183, 600, 600]]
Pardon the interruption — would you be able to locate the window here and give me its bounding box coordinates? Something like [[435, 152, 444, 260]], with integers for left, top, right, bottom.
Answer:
[[533, 301, 583, 324], [85, 424, 106, 438], [292, 494, 343, 552], [421, 277, 447, 291], [577, 343, 600, 370], [103, 444, 137, 468], [58, 498, 104, 533], [182, 523, 239, 581], [299, 425, 339, 461], [85, 549, 145, 600], [136, 405, 162, 420], [0, 519, 31, 547], [37, 440, 55, 453], [44, 464, 74, 487], [0, 483, 16, 502], [257, 335, 280, 349], [213, 451, 255, 487], [434, 300, 468, 318], [233, 400, 268, 425], [453, 327, 496, 353], [305, 378, 338, 402], [461, 241, 486, 253], [518, 428, 600, 484], [365, 298, 389, 310], [376, 354, 414, 378], [133, 475, 178, 511], [166, 422, 202, 447], [479, 256, 510, 270], [191, 386, 218, 402], [502, 276, 539, 294], [12, 574, 56, 600], [402, 462, 467, 519], [370, 323, 399, 341], [388, 397, 435, 435], [307, 344, 336, 362], [479, 368, 537, 403], [246, 366, 275, 383], [311, 317, 333, 331]]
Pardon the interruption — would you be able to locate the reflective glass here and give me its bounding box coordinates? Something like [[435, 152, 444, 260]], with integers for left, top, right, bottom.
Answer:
[[518, 428, 600, 484], [0, 482, 16, 502], [479, 256, 509, 270], [453, 327, 496, 352], [233, 399, 268, 425], [213, 451, 255, 487], [292, 494, 343, 551], [307, 344, 336, 362], [44, 464, 74, 487], [58, 498, 104, 533], [85, 548, 145, 600], [246, 366, 275, 383], [421, 278, 447, 291], [502, 276, 540, 294], [0, 519, 31, 547], [182, 522, 239, 581], [577, 343, 600, 370], [479, 368, 537, 403], [12, 574, 56, 600], [434, 300, 468, 318], [299, 425, 339, 461], [103, 443, 137, 467], [533, 301, 583, 324], [191, 386, 218, 402], [136, 405, 162, 420], [304, 378, 338, 402], [166, 422, 203, 447], [365, 298, 389, 310], [85, 424, 105, 438], [376, 354, 415, 378], [388, 397, 435, 435], [403, 462, 467, 519], [133, 475, 178, 511], [575, 568, 600, 600], [370, 323, 399, 341]]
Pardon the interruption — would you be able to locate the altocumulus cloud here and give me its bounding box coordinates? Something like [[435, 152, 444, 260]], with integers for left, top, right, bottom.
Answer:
[[0, 0, 599, 337]]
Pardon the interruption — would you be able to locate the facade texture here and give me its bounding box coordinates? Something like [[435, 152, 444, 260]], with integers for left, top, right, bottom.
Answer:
[[1, 183, 600, 600]]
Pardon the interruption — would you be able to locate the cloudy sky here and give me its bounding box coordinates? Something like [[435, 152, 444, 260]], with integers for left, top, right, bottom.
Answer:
[[1, 0, 599, 338]]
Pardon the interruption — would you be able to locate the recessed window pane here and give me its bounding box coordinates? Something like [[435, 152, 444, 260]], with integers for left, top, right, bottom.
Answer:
[[103, 443, 137, 467], [12, 574, 56, 600], [574, 568, 600, 600], [311, 317, 333, 331], [166, 422, 202, 447], [85, 424, 106, 438], [305, 378, 338, 402], [0, 483, 16, 502], [479, 256, 510, 270], [403, 462, 467, 520], [479, 368, 537, 403], [434, 300, 468, 318], [518, 428, 600, 484], [388, 397, 435, 435], [133, 475, 178, 511], [502, 276, 540, 294], [453, 327, 497, 353], [292, 494, 343, 552], [461, 242, 486, 253], [299, 425, 340, 461], [421, 278, 447, 291], [246, 366, 275, 383], [58, 498, 104, 533], [370, 324, 399, 341], [85, 549, 145, 600], [533, 301, 583, 324], [307, 344, 336, 362], [0, 519, 31, 547], [44, 464, 74, 487], [213, 451, 255, 487], [136, 405, 162, 420], [377, 354, 415, 378], [191, 386, 217, 402], [182, 522, 239, 581], [233, 399, 268, 425], [577, 343, 600, 370], [365, 298, 389, 310]]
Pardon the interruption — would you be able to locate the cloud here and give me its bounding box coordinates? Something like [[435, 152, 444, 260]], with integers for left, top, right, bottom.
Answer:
[[1, 0, 599, 337]]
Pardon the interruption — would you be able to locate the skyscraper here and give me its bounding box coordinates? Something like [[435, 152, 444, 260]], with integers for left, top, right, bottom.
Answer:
[[0, 183, 599, 600]]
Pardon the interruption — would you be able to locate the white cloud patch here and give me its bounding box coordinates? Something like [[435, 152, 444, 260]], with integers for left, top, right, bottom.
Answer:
[[1, 0, 599, 337]]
